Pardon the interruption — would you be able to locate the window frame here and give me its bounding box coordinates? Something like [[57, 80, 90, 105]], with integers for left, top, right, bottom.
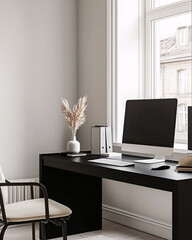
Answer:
[[108, 0, 146, 144], [145, 0, 192, 147], [145, 0, 191, 98], [108, 0, 191, 149]]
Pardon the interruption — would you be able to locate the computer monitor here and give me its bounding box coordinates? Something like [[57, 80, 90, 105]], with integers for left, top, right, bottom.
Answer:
[[121, 98, 178, 160]]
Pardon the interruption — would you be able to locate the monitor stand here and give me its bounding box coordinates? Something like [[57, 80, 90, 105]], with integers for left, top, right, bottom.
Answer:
[[153, 155, 166, 161], [134, 156, 165, 164]]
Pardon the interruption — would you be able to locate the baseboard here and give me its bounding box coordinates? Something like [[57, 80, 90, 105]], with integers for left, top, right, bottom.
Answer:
[[102, 204, 172, 240]]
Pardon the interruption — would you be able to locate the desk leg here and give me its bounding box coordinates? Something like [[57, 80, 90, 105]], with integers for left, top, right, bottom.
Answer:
[[173, 181, 192, 240], [40, 166, 102, 239]]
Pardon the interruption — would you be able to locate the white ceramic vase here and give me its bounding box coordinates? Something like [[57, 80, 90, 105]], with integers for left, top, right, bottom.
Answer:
[[67, 136, 80, 153]]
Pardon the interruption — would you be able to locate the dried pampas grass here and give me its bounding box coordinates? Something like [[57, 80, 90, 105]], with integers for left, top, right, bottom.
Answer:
[[61, 96, 87, 138]]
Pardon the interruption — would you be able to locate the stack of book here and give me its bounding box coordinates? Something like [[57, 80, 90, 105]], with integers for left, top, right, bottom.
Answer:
[[175, 155, 192, 172]]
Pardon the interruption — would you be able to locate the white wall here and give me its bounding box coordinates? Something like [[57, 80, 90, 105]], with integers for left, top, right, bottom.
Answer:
[[77, 0, 108, 150], [0, 0, 77, 179]]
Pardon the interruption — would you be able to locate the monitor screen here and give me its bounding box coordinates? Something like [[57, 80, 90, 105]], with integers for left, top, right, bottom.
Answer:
[[122, 98, 177, 157]]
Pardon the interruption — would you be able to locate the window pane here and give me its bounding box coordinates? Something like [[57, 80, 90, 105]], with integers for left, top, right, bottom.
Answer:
[[152, 13, 192, 144], [178, 70, 187, 94], [178, 104, 187, 132], [152, 0, 182, 8]]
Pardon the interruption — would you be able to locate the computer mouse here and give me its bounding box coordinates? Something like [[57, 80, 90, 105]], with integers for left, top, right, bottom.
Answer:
[[151, 165, 170, 170]]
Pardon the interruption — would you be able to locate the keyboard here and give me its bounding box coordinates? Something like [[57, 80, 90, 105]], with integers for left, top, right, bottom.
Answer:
[[88, 158, 134, 167]]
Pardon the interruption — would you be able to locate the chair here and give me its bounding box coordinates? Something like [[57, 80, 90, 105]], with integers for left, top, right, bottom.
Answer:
[[0, 167, 72, 240]]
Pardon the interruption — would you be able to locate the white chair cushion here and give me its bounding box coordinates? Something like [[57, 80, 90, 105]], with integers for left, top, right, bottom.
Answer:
[[0, 198, 72, 222]]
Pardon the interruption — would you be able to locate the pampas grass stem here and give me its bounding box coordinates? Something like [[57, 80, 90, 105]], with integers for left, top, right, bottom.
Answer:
[[61, 96, 87, 138]]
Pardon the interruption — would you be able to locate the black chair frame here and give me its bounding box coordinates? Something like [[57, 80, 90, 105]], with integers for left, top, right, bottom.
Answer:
[[0, 181, 70, 240]]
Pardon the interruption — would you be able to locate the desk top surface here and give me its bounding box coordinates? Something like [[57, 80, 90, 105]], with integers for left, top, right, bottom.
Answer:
[[40, 152, 192, 187]]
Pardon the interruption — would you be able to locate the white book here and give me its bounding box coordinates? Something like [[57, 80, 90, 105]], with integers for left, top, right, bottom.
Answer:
[[105, 126, 113, 153], [91, 126, 106, 155]]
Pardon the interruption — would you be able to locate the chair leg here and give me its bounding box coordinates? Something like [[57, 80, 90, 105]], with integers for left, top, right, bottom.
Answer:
[[61, 220, 67, 240], [32, 222, 35, 240], [0, 225, 7, 240], [40, 222, 46, 240]]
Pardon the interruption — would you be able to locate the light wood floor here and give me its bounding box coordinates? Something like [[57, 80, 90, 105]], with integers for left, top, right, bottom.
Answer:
[[3, 219, 164, 240]]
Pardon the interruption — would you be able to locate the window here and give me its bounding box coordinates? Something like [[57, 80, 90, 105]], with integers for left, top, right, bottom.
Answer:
[[177, 28, 187, 46], [177, 104, 187, 133], [146, 0, 192, 145], [111, 0, 192, 148], [178, 70, 187, 94], [111, 0, 141, 143]]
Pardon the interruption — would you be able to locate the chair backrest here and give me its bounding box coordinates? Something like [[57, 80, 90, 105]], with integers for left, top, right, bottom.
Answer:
[[0, 166, 8, 205]]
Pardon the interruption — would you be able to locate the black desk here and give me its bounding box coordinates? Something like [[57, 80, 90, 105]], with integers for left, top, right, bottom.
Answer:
[[39, 152, 192, 240]]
